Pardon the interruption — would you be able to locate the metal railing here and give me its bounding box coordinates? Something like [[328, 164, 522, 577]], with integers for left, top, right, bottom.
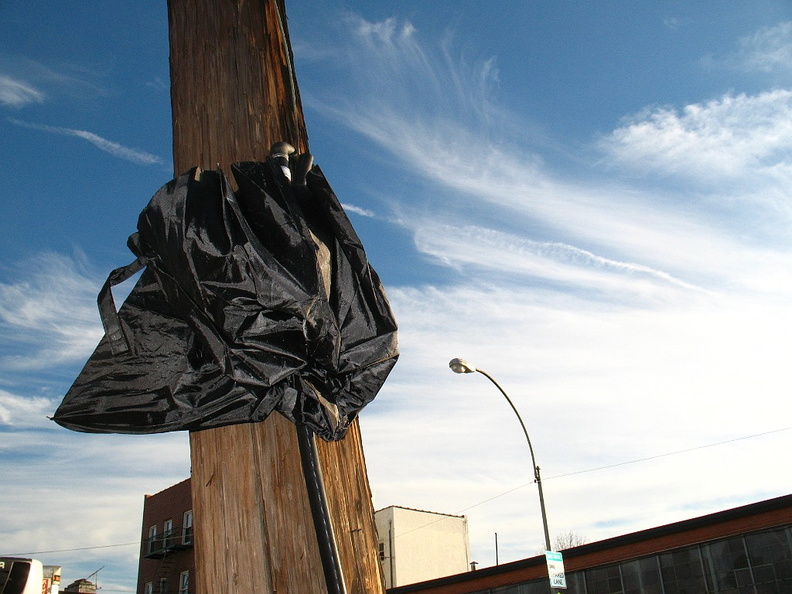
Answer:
[[145, 526, 194, 558]]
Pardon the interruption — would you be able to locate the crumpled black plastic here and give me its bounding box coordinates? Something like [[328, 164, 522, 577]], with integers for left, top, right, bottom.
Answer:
[[52, 158, 398, 441]]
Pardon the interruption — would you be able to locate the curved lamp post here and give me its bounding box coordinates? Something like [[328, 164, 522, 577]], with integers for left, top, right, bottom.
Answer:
[[449, 357, 553, 552]]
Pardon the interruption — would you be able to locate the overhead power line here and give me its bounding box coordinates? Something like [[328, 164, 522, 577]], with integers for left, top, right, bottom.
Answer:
[[390, 425, 792, 540], [546, 425, 792, 481], [1, 542, 140, 556], [452, 425, 792, 516]]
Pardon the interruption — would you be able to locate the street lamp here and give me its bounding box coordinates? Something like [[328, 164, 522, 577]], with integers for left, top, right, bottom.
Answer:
[[449, 357, 553, 552]]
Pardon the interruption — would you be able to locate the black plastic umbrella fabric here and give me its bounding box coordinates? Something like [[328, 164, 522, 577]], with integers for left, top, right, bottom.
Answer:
[[53, 158, 398, 441]]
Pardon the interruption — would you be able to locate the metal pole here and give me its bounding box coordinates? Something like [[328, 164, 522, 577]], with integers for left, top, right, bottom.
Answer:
[[475, 368, 553, 552]]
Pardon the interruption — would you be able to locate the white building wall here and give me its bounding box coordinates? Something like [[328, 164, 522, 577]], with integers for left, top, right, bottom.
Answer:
[[374, 506, 470, 588]]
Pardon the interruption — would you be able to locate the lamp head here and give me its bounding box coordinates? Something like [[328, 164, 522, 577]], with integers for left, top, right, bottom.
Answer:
[[449, 358, 476, 374]]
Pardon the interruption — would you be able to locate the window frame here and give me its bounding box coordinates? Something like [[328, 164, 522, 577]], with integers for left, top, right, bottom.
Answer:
[[183, 510, 194, 545]]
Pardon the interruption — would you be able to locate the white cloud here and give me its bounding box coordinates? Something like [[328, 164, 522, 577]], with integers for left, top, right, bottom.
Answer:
[[0, 428, 189, 588], [303, 12, 792, 565], [8, 118, 164, 166], [735, 21, 792, 73], [310, 15, 502, 139], [0, 252, 104, 369], [307, 16, 792, 291], [662, 17, 691, 31], [341, 202, 377, 218], [352, 16, 416, 43], [364, 282, 792, 561], [0, 391, 56, 427], [0, 380, 189, 588], [601, 90, 792, 186], [412, 221, 705, 298], [0, 75, 45, 107], [145, 76, 167, 91], [5, 9, 792, 586], [0, 54, 110, 108]]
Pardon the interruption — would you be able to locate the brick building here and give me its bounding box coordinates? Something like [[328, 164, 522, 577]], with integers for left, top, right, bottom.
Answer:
[[136, 479, 194, 594]]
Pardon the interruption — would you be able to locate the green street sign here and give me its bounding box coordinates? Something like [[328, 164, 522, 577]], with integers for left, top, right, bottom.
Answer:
[[545, 551, 567, 590]]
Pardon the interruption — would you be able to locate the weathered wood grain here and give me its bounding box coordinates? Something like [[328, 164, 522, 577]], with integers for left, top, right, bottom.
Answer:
[[317, 422, 386, 593], [169, 0, 308, 176]]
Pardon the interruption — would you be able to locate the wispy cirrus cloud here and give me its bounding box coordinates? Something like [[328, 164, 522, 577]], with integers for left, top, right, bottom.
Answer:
[[3, 10, 792, 579], [8, 118, 164, 166], [305, 16, 792, 295], [0, 252, 104, 369], [0, 75, 45, 108], [662, 17, 692, 31], [300, 19, 792, 562], [349, 16, 500, 124], [0, 54, 109, 102], [729, 21, 792, 74], [412, 222, 705, 297], [341, 202, 377, 218], [306, 15, 504, 144]]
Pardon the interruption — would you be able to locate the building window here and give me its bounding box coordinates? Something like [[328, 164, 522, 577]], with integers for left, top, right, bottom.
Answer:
[[159, 578, 167, 594], [702, 535, 751, 591], [745, 527, 792, 588], [658, 547, 707, 594], [564, 571, 587, 593], [183, 510, 193, 545], [586, 564, 623, 594], [621, 556, 662, 594], [378, 542, 385, 561], [144, 582, 153, 594], [179, 570, 189, 594], [163, 519, 174, 546], [147, 525, 157, 554]]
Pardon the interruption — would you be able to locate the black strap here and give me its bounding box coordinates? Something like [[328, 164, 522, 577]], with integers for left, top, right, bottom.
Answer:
[[97, 256, 146, 355]]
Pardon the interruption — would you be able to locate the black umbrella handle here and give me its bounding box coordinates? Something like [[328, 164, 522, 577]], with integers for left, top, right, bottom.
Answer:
[[297, 423, 348, 594]]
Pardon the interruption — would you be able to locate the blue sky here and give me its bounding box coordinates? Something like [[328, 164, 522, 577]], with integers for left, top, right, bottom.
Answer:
[[3, 1, 792, 591]]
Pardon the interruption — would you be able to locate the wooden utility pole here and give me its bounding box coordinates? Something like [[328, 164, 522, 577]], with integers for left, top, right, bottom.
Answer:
[[167, 1, 386, 592]]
